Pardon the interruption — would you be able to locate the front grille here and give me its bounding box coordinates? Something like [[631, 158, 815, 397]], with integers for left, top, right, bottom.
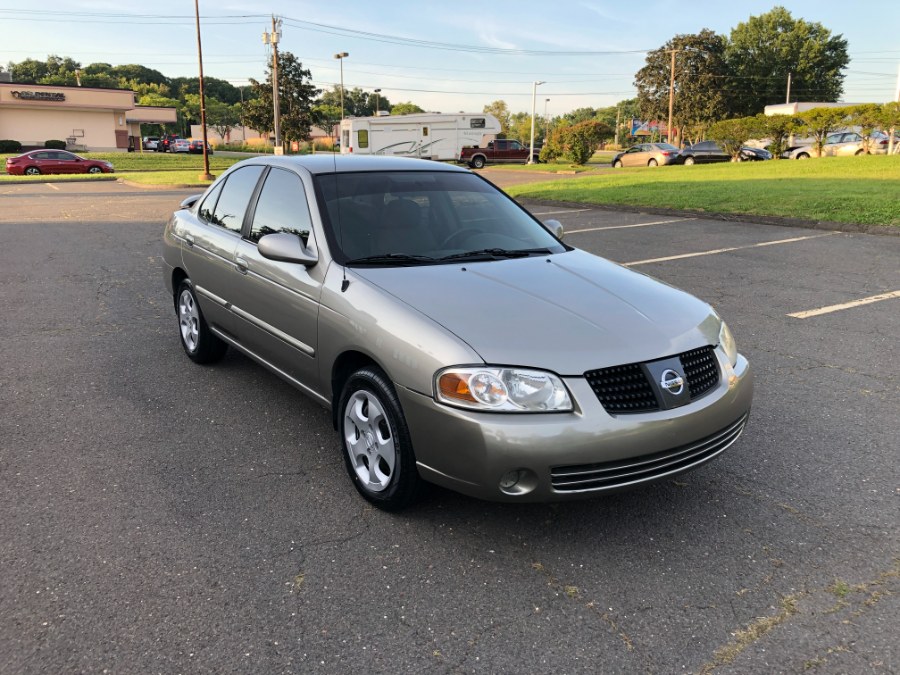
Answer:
[[681, 346, 719, 398], [551, 414, 748, 493], [584, 363, 658, 414], [585, 345, 721, 414]]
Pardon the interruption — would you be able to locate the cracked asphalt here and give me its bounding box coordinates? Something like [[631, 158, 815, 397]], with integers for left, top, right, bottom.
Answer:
[[1, 181, 898, 674]]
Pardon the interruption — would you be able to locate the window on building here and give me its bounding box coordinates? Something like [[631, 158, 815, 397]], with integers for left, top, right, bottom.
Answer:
[[357, 130, 369, 149]]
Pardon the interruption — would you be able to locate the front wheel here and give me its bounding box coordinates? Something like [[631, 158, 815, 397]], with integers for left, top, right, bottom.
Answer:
[[176, 279, 228, 364], [683, 156, 695, 166], [612, 160, 623, 168], [24, 167, 41, 176], [648, 158, 658, 167], [796, 152, 810, 160], [339, 366, 423, 511], [88, 166, 102, 174]]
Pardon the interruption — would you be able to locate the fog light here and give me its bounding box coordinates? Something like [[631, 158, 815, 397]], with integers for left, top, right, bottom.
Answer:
[[499, 470, 522, 490]]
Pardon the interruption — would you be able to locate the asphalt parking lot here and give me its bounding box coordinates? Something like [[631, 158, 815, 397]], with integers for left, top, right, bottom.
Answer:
[[1, 181, 898, 674]]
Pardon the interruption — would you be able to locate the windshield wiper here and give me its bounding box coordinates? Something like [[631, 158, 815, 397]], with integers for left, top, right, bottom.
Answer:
[[440, 247, 554, 262], [345, 253, 437, 266]]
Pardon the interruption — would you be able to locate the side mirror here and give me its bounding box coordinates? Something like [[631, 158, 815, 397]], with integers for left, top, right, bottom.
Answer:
[[544, 218, 564, 240], [179, 194, 203, 210], [258, 232, 318, 267]]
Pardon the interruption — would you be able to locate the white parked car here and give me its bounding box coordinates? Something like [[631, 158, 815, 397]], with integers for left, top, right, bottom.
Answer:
[[171, 138, 191, 153], [783, 132, 891, 159]]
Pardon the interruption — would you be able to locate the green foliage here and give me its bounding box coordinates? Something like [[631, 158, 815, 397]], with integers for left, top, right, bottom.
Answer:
[[44, 140, 67, 150], [754, 113, 798, 157], [847, 104, 882, 154], [243, 52, 320, 146], [878, 102, 900, 154], [635, 29, 731, 140], [726, 7, 849, 116], [542, 121, 612, 165], [317, 86, 391, 117], [390, 102, 426, 115], [483, 100, 511, 136], [0, 140, 23, 153], [708, 118, 759, 159], [797, 107, 848, 156]]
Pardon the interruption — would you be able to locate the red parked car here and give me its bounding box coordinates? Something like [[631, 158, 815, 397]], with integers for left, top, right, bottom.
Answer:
[[6, 150, 114, 176]]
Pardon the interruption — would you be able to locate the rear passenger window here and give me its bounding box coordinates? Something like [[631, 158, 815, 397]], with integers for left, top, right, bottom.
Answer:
[[249, 168, 313, 245], [211, 166, 264, 233]]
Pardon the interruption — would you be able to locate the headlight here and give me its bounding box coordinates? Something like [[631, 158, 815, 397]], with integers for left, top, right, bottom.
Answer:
[[436, 366, 573, 412], [719, 321, 738, 367]]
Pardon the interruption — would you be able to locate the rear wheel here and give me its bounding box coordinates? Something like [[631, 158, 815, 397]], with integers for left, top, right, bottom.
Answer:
[[471, 156, 486, 169], [175, 279, 227, 364], [683, 156, 695, 166], [24, 167, 41, 176], [796, 152, 810, 160], [339, 366, 423, 511], [855, 149, 865, 156], [648, 158, 658, 167], [612, 160, 623, 168]]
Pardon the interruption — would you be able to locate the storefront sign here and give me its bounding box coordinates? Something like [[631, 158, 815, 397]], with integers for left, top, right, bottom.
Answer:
[[11, 90, 66, 102]]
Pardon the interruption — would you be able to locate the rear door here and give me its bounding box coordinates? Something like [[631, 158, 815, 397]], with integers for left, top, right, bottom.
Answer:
[[230, 167, 323, 387]]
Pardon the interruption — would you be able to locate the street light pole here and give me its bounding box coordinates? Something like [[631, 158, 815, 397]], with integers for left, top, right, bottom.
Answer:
[[263, 17, 282, 153], [193, 0, 212, 180], [544, 97, 550, 141], [334, 52, 349, 120], [529, 80, 545, 164], [374, 88, 381, 116]]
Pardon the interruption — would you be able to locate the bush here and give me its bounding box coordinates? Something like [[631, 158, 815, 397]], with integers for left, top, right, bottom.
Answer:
[[0, 139, 23, 153], [540, 121, 612, 165], [45, 139, 67, 150], [708, 117, 760, 160]]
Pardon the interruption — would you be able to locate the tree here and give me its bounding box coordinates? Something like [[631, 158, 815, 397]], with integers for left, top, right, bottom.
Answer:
[[878, 102, 900, 155], [541, 120, 611, 165], [847, 104, 883, 154], [754, 113, 798, 157], [797, 107, 848, 157], [726, 7, 849, 116], [318, 86, 390, 117], [708, 117, 760, 160], [391, 102, 426, 116], [243, 51, 320, 147], [206, 100, 242, 142], [482, 100, 511, 136], [634, 30, 732, 145]]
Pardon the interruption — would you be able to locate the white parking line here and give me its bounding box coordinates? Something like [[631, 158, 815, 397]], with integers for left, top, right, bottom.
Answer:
[[788, 290, 900, 319], [623, 233, 836, 267], [530, 208, 591, 216], [567, 217, 693, 234], [45, 183, 60, 191]]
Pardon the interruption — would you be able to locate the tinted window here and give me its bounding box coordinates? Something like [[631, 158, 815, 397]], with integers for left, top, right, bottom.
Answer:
[[211, 166, 264, 234], [695, 141, 716, 151], [32, 152, 52, 160], [248, 168, 313, 245], [510, 141, 523, 150], [198, 181, 225, 224]]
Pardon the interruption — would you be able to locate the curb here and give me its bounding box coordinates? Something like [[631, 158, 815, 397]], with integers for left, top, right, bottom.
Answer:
[[516, 198, 899, 237]]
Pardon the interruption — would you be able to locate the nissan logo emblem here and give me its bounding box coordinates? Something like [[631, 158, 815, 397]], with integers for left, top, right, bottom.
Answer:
[[660, 369, 685, 396]]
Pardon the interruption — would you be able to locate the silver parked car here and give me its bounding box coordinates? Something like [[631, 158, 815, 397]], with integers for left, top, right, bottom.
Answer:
[[783, 131, 891, 159], [162, 156, 753, 510]]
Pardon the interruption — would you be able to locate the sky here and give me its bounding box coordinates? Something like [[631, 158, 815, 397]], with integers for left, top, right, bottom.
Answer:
[[1, 1, 898, 116]]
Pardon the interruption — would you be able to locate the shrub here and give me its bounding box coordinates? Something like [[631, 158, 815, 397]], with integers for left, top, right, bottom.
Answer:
[[540, 121, 612, 165], [708, 117, 760, 160], [0, 139, 23, 153], [45, 139, 67, 150]]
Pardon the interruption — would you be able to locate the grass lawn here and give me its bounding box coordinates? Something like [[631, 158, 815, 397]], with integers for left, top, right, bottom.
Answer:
[[506, 155, 900, 227]]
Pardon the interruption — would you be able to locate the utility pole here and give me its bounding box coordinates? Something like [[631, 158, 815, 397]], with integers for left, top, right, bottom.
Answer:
[[615, 106, 621, 148], [528, 80, 545, 164], [263, 16, 282, 154], [334, 52, 349, 120], [667, 49, 676, 147], [786, 72, 792, 104], [194, 0, 212, 180]]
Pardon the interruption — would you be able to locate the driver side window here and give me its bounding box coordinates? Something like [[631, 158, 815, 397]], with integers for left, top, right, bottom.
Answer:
[[248, 168, 314, 245]]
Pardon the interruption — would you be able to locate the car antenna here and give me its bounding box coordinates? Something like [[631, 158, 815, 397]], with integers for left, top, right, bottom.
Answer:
[[333, 147, 350, 292]]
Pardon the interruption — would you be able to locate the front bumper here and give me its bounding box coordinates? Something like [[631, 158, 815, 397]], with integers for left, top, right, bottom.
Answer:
[[399, 349, 752, 502]]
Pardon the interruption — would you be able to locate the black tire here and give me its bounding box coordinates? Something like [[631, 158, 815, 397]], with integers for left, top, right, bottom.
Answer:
[[612, 159, 623, 168], [796, 152, 810, 160], [24, 167, 41, 176], [683, 156, 695, 166], [471, 156, 486, 169], [855, 149, 865, 156], [531, 155, 541, 164], [175, 279, 227, 364], [339, 366, 423, 511], [648, 158, 658, 167], [88, 166, 102, 174]]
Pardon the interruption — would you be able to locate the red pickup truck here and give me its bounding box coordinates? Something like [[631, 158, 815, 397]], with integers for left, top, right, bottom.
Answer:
[[460, 139, 540, 168]]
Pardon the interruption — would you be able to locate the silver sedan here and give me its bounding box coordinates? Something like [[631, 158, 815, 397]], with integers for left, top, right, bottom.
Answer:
[[162, 156, 752, 509]]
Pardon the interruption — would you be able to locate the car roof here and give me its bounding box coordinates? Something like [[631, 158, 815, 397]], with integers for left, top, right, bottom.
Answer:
[[233, 155, 471, 176]]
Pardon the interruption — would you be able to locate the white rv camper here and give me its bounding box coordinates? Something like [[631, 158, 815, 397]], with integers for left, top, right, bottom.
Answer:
[[339, 113, 501, 161]]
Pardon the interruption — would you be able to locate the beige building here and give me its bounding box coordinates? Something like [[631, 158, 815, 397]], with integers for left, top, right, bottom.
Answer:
[[0, 82, 176, 152]]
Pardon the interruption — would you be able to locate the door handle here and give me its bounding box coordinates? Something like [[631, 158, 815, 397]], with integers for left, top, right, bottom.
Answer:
[[235, 256, 249, 274], [184, 233, 195, 247]]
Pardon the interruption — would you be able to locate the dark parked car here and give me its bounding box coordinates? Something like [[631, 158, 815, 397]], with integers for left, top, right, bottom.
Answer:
[[5, 150, 114, 176], [679, 141, 772, 165], [189, 140, 213, 155], [156, 134, 179, 152], [162, 155, 752, 510]]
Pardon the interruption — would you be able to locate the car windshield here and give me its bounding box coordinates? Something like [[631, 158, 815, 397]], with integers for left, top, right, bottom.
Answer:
[[316, 171, 567, 265]]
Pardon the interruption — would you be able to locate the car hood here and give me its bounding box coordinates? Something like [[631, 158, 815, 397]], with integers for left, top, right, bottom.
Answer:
[[352, 249, 720, 375]]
